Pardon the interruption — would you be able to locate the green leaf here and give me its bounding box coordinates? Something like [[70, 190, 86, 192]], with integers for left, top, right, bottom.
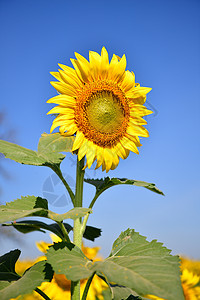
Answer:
[[0, 250, 21, 281], [0, 196, 48, 223], [0, 261, 53, 300], [46, 230, 184, 300], [0, 196, 91, 224], [0, 139, 64, 166], [107, 284, 147, 300], [49, 207, 92, 222], [2, 220, 65, 236], [46, 242, 93, 281], [94, 229, 184, 300], [83, 225, 102, 241], [0, 133, 74, 169], [85, 177, 164, 197], [3, 221, 101, 241], [38, 132, 74, 154]]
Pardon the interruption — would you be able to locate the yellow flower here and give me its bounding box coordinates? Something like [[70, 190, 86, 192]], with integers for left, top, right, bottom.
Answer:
[[47, 47, 152, 172], [12, 236, 107, 300]]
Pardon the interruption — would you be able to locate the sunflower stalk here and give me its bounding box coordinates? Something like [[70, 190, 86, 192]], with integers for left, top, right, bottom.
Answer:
[[50, 164, 75, 205], [81, 272, 96, 300], [35, 288, 51, 300], [57, 221, 71, 243], [71, 156, 85, 300]]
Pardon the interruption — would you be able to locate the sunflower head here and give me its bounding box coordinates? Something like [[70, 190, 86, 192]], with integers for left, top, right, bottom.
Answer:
[[47, 47, 152, 172]]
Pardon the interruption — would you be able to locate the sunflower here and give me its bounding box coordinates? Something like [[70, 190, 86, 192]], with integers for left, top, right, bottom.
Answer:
[[47, 47, 152, 172]]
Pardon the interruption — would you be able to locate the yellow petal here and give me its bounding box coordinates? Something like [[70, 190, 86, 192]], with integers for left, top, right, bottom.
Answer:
[[50, 72, 64, 82], [50, 81, 76, 97], [110, 151, 119, 170], [129, 114, 147, 125], [71, 58, 89, 83], [58, 63, 83, 85], [125, 134, 142, 147], [59, 122, 77, 135], [103, 148, 113, 172], [101, 160, 106, 172], [100, 47, 109, 79], [120, 136, 139, 154], [50, 120, 60, 133], [126, 86, 152, 98], [47, 106, 74, 116], [114, 143, 128, 159], [128, 95, 146, 105], [78, 139, 88, 161], [47, 95, 76, 107], [50, 116, 75, 133], [59, 69, 80, 89], [126, 124, 149, 137], [86, 141, 96, 168], [108, 54, 126, 83], [89, 50, 101, 80], [95, 147, 104, 170], [130, 104, 153, 116], [72, 131, 85, 151], [120, 70, 135, 92]]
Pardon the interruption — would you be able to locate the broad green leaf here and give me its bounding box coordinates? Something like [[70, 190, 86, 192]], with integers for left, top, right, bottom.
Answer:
[[83, 225, 102, 241], [0, 196, 48, 223], [2, 220, 65, 236], [0, 250, 21, 281], [0, 196, 91, 224], [94, 229, 184, 300], [49, 207, 91, 222], [85, 177, 164, 196], [3, 221, 101, 241], [0, 139, 64, 166], [46, 242, 93, 281], [103, 283, 149, 300], [38, 132, 74, 154], [0, 261, 53, 300], [126, 296, 144, 300], [46, 230, 183, 300], [0, 282, 10, 290]]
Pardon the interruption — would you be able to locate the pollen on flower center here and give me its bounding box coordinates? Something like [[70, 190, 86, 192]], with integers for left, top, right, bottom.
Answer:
[[74, 80, 130, 148], [86, 91, 124, 134]]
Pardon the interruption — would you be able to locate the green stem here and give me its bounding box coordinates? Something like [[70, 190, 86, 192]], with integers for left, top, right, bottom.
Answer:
[[57, 221, 71, 243], [89, 193, 100, 209], [71, 156, 85, 300], [81, 273, 96, 300], [80, 213, 90, 237], [50, 164, 75, 205], [35, 288, 51, 300], [74, 157, 85, 208]]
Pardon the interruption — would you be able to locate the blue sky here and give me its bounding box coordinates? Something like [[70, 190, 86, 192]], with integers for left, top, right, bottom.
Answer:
[[0, 0, 200, 260]]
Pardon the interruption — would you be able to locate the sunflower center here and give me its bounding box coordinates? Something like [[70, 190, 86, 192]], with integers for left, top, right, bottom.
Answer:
[[75, 80, 130, 148], [86, 91, 124, 134]]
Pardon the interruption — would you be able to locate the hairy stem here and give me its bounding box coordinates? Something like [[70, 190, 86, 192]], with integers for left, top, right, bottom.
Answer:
[[71, 156, 85, 300]]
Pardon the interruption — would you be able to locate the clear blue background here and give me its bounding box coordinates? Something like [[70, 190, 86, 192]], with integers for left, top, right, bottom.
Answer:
[[0, 0, 199, 259]]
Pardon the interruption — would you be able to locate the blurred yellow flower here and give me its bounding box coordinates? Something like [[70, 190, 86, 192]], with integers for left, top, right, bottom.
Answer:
[[47, 47, 152, 172], [11, 235, 106, 300]]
